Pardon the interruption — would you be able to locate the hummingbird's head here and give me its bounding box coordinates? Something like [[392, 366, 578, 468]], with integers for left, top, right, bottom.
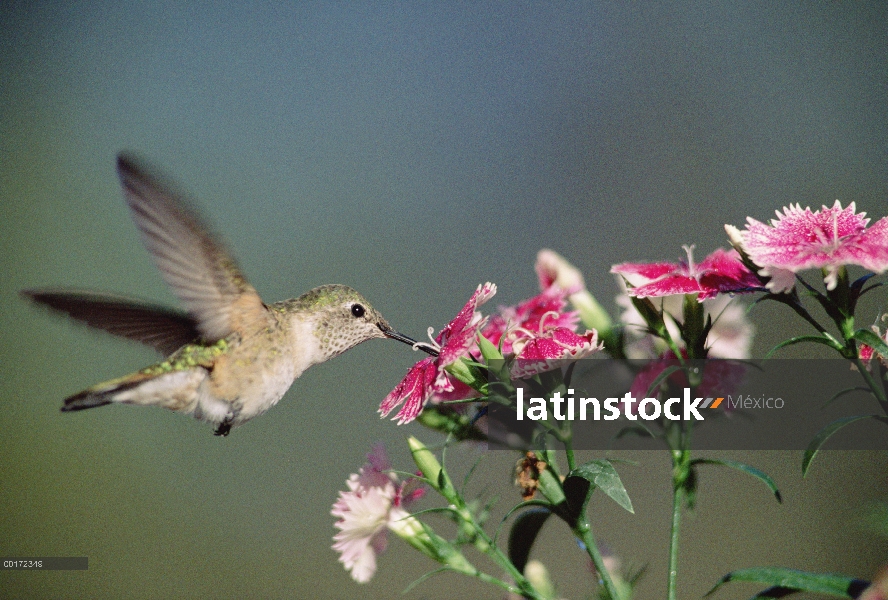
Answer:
[[298, 285, 430, 360]]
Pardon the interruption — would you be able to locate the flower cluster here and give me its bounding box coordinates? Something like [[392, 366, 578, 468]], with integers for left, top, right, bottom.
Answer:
[[380, 257, 602, 424], [331, 199, 888, 598]]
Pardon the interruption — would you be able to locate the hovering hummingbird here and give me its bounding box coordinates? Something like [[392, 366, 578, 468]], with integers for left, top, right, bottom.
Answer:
[[23, 154, 436, 436]]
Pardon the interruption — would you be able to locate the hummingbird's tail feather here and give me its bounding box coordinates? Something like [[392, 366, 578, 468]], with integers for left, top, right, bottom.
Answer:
[[61, 369, 206, 414], [62, 390, 116, 411], [61, 372, 156, 412]]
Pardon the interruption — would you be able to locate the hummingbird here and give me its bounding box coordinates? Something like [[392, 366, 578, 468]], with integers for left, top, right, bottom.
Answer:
[[23, 154, 437, 436]]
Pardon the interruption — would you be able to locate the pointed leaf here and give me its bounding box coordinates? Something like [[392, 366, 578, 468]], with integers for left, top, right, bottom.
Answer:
[[564, 460, 634, 519], [495, 499, 554, 546], [859, 281, 885, 299], [691, 458, 781, 503], [629, 295, 668, 337], [802, 415, 888, 476], [765, 334, 844, 358], [706, 567, 869, 598], [852, 329, 888, 360], [477, 333, 504, 363], [822, 387, 870, 409], [507, 508, 552, 574], [402, 567, 453, 595], [646, 365, 684, 396]]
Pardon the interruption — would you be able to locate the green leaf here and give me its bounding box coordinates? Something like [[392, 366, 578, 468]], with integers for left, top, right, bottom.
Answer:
[[564, 460, 634, 521], [822, 387, 871, 409], [646, 365, 684, 396], [495, 499, 554, 546], [507, 508, 552, 574], [691, 458, 782, 503], [705, 567, 869, 598], [852, 328, 888, 360], [802, 415, 888, 476], [629, 295, 668, 337], [858, 280, 885, 299], [477, 333, 505, 363], [443, 358, 489, 394], [765, 334, 844, 358], [402, 567, 454, 595]]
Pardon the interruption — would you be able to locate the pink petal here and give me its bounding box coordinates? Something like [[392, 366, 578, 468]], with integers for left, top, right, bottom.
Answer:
[[511, 328, 600, 378], [741, 202, 888, 278], [615, 249, 758, 301], [436, 282, 496, 367], [379, 358, 437, 424], [482, 288, 578, 354], [535, 249, 586, 293], [611, 262, 682, 280], [628, 275, 703, 298]]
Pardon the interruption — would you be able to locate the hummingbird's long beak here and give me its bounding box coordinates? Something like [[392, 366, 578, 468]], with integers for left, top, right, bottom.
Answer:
[[380, 326, 440, 357]]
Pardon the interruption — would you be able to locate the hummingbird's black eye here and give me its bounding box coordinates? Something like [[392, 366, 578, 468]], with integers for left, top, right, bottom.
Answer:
[[351, 304, 365, 318]]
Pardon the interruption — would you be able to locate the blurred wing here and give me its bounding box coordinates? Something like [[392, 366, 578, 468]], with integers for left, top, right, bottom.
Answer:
[[22, 289, 199, 356], [116, 154, 267, 340]]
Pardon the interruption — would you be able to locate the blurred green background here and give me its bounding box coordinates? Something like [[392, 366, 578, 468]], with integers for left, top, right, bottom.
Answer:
[[2, 2, 887, 598]]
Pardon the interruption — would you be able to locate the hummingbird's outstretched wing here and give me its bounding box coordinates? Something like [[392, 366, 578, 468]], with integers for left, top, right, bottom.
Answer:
[[117, 154, 267, 341], [21, 289, 199, 356]]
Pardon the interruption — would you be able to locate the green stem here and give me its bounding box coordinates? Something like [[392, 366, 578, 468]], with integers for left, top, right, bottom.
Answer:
[[474, 569, 535, 597], [666, 427, 691, 600], [458, 505, 542, 599], [854, 357, 888, 410], [563, 431, 577, 472], [558, 419, 614, 597], [575, 517, 622, 600], [667, 463, 684, 600]]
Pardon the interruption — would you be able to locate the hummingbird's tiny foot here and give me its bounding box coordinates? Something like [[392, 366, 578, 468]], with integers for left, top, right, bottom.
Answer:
[[214, 420, 232, 436]]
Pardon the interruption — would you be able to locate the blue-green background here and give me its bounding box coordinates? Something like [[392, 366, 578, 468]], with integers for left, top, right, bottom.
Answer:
[[2, 2, 887, 598]]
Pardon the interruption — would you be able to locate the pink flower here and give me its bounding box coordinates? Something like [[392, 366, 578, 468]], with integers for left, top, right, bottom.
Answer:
[[331, 446, 423, 583], [483, 287, 579, 354], [628, 351, 747, 411], [859, 319, 888, 369], [733, 201, 888, 293], [611, 246, 760, 301], [510, 320, 601, 379], [535, 249, 585, 293], [380, 283, 496, 424]]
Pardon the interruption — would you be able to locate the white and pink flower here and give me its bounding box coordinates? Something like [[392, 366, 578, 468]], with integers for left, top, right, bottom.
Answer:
[[730, 201, 888, 293], [611, 246, 761, 301], [331, 446, 423, 583]]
